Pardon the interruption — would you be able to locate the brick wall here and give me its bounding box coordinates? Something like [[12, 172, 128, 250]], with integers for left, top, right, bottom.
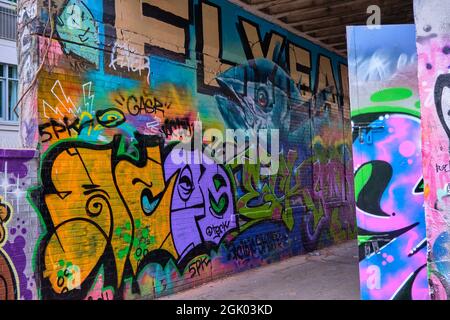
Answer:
[[12, 0, 355, 300], [0, 148, 39, 300]]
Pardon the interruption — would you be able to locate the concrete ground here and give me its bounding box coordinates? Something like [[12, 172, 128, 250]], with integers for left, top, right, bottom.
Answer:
[[159, 240, 360, 300]]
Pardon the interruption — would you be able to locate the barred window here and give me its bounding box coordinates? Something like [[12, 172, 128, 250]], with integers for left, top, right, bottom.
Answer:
[[0, 3, 17, 42]]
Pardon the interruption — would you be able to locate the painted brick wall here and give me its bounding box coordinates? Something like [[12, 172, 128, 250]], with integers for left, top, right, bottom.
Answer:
[[12, 0, 355, 300]]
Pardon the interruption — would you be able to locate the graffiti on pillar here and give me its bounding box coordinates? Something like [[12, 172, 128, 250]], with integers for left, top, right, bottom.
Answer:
[[0, 196, 18, 300], [415, 0, 450, 300], [347, 25, 429, 300]]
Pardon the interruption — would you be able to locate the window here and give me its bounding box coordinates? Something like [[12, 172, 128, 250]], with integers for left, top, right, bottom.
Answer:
[[0, 63, 18, 122], [0, 0, 17, 6], [0, 4, 17, 42]]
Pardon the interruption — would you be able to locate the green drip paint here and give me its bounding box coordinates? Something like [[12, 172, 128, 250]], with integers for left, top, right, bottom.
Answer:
[[370, 87, 413, 102]]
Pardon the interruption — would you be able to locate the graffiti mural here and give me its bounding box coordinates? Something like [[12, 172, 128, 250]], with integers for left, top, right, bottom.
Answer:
[[347, 25, 429, 300], [16, 0, 354, 299], [0, 149, 39, 300], [415, 0, 450, 300]]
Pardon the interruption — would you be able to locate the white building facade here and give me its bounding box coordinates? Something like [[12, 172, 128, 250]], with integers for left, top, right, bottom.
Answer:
[[0, 0, 19, 148]]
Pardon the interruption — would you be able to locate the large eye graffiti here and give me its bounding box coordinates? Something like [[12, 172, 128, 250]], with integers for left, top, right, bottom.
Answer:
[[96, 108, 126, 128], [255, 84, 273, 113], [257, 87, 269, 108], [178, 166, 194, 202], [208, 174, 229, 218]]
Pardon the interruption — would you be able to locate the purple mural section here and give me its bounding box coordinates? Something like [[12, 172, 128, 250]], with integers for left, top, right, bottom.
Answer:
[[0, 149, 35, 178], [164, 147, 237, 261], [0, 149, 39, 300], [347, 25, 429, 300]]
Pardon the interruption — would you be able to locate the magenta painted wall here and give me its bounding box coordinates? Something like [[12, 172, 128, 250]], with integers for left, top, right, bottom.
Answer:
[[415, 0, 450, 300]]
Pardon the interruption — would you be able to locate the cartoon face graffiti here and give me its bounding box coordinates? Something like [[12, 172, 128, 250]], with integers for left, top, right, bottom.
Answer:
[[164, 147, 237, 261], [56, 0, 100, 66]]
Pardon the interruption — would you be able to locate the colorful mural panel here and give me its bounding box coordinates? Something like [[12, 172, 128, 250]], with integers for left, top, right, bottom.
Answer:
[[415, 0, 450, 300], [347, 25, 429, 300]]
